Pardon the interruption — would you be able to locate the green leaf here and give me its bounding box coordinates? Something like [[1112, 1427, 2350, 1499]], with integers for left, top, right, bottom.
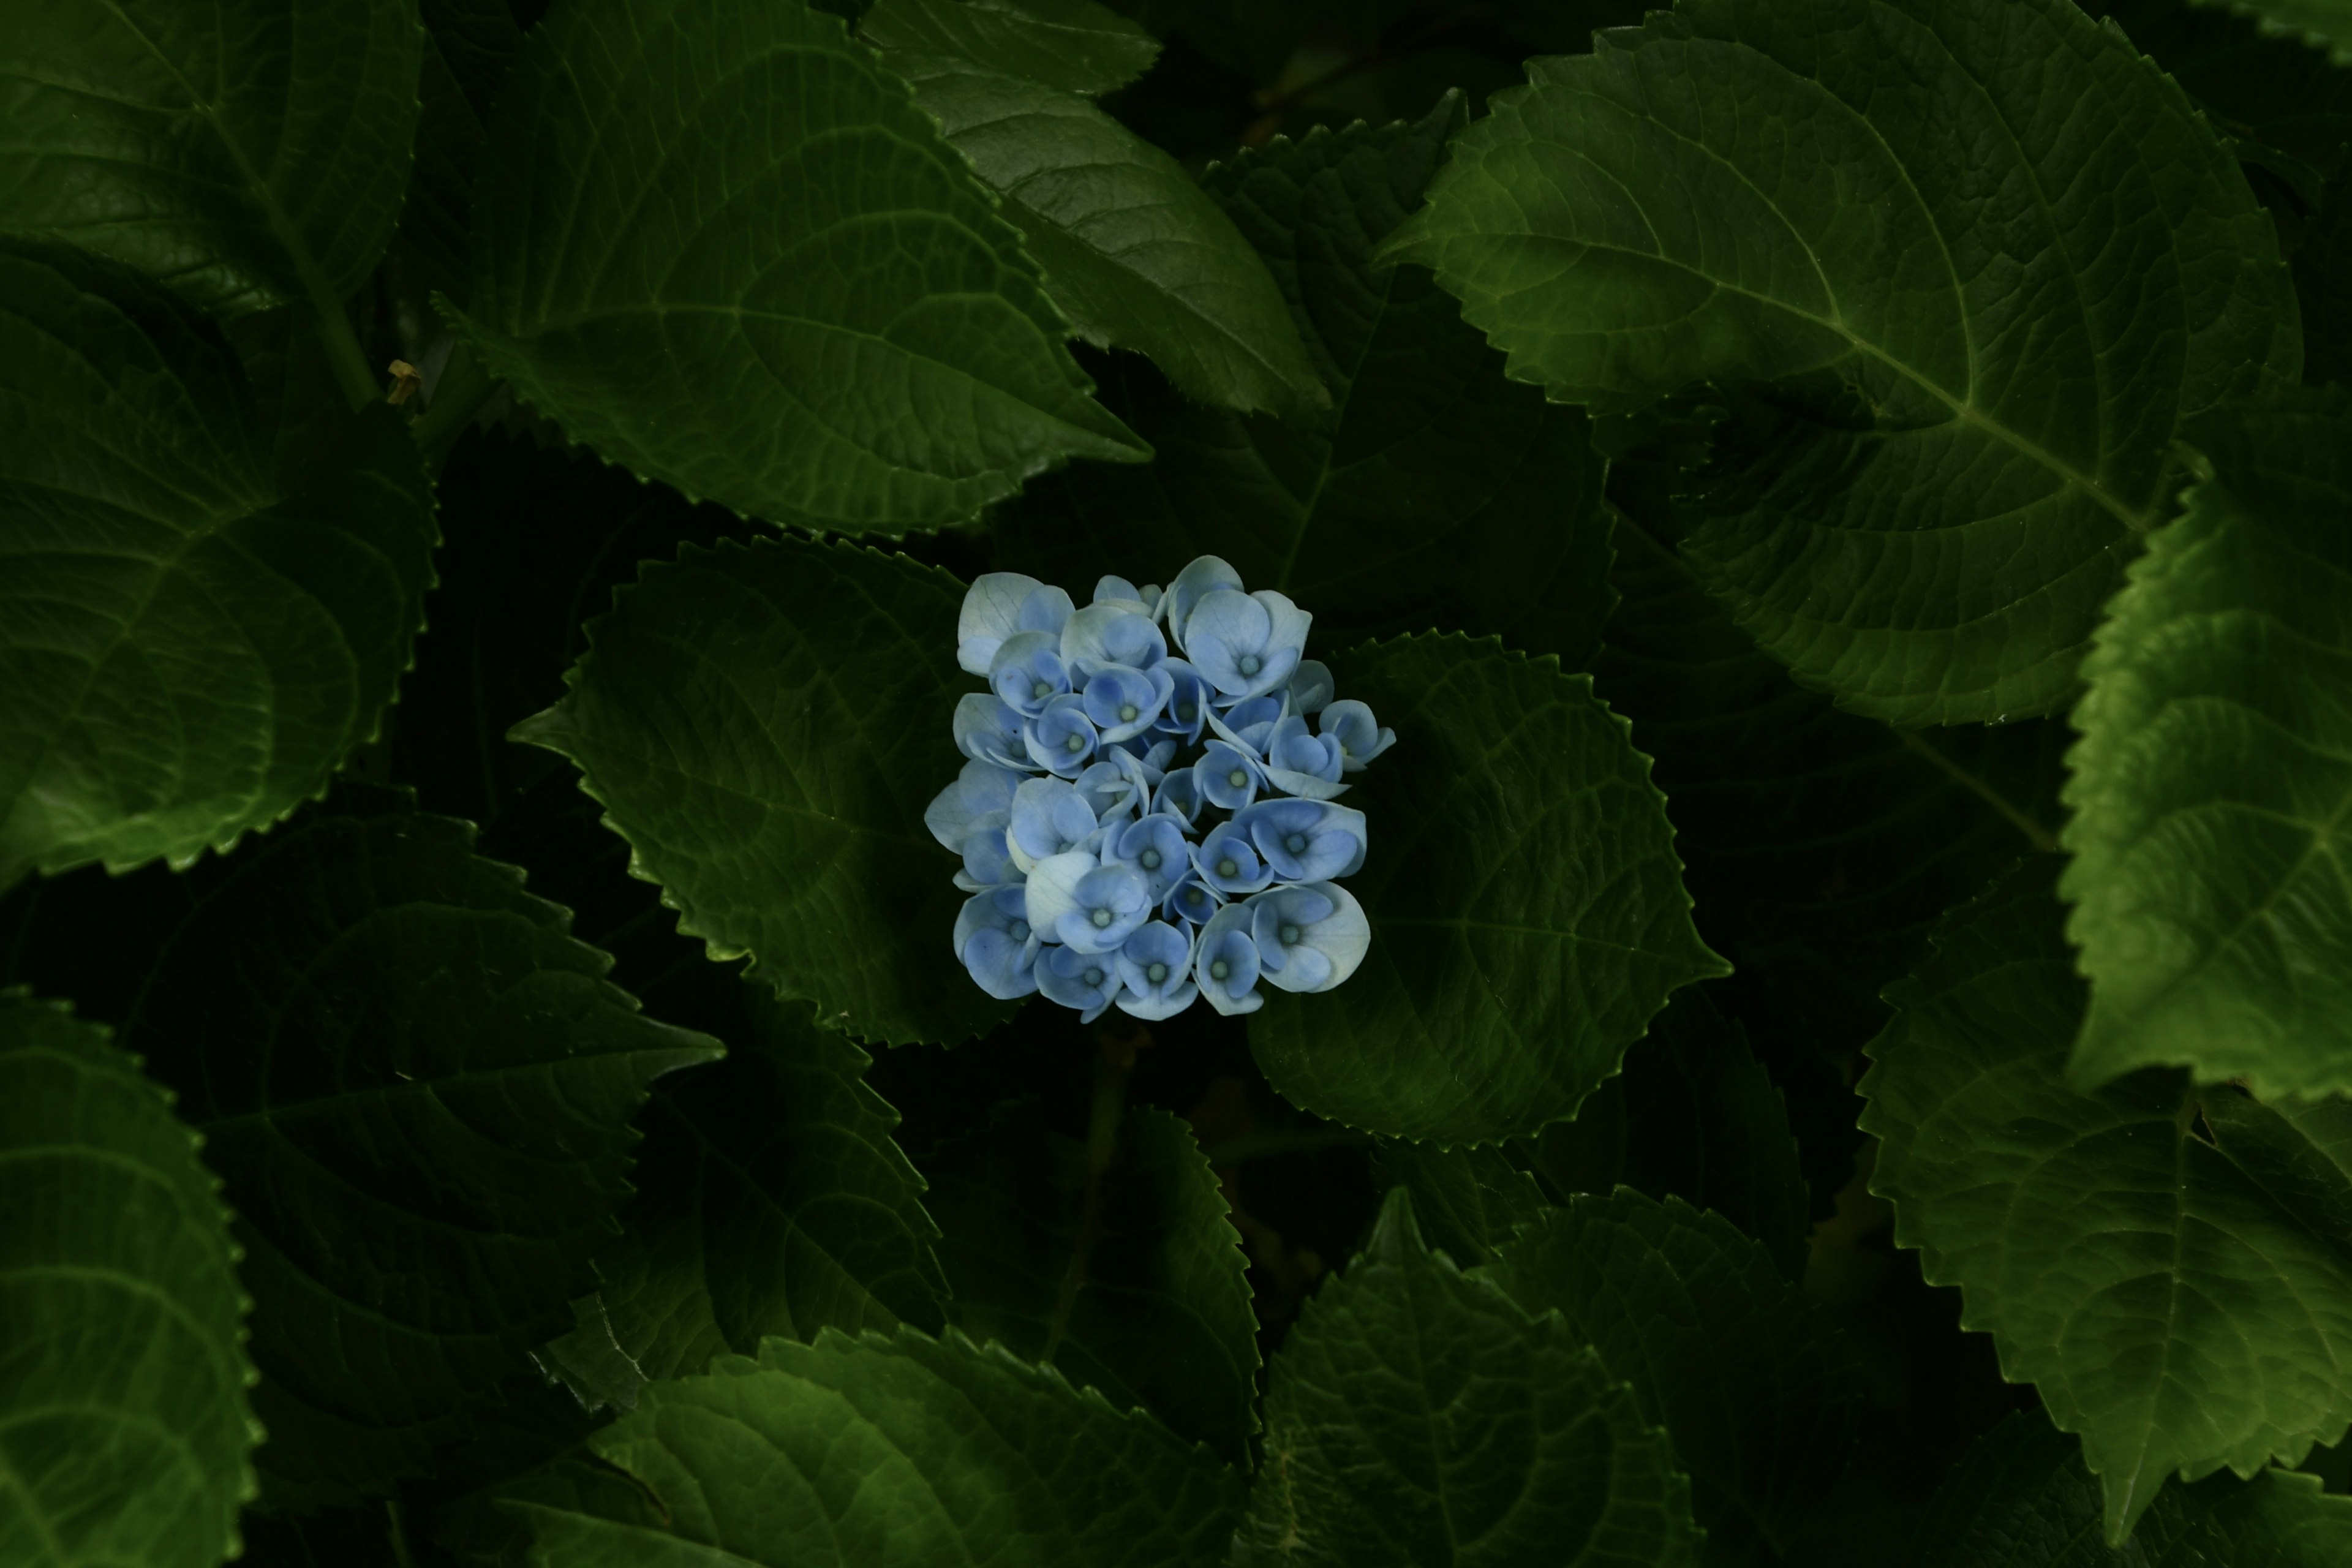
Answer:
[[1383, 0, 2299, 724], [1248, 633, 1725, 1146], [562, 986, 948, 1393], [2086, 0, 2352, 178], [862, 0, 1162, 96], [0, 786, 720, 1506], [494, 1328, 1246, 1567], [0, 242, 438, 888], [1859, 856, 2352, 1543], [1913, 1410, 2352, 1568], [2195, 0, 2352, 63], [1478, 1191, 1863, 1561], [1366, 1140, 1551, 1272], [0, 0, 421, 315], [2062, 386, 2352, 1098], [2298, 165, 2352, 384], [882, 53, 1329, 420], [924, 1099, 1259, 1462], [1240, 1188, 1704, 1567], [441, 0, 1146, 535], [512, 533, 1017, 1047], [394, 0, 527, 298], [998, 98, 1619, 668], [0, 992, 257, 1567]]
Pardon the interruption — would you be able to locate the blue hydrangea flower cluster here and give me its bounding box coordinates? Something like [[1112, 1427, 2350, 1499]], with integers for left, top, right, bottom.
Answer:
[[928, 556, 1397, 1023]]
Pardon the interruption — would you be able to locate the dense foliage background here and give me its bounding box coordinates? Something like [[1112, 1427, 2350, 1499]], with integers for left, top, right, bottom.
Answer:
[[3, 0, 2350, 1563]]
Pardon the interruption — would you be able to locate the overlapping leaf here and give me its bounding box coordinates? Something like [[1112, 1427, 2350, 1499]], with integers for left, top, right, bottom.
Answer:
[[2089, 0, 2352, 179], [493, 1329, 1246, 1567], [0, 0, 421, 315], [1249, 633, 1724, 1145], [1366, 1140, 1551, 1272], [1861, 858, 2352, 1542], [924, 1100, 1259, 1461], [2198, 0, 2352, 62], [1000, 98, 1619, 666], [862, 0, 1162, 94], [2062, 386, 2352, 1097], [1239, 1189, 1703, 1566], [0, 993, 257, 1568], [1384, 0, 2299, 724], [512, 533, 1017, 1047], [443, 0, 1146, 534], [0, 242, 437, 887]]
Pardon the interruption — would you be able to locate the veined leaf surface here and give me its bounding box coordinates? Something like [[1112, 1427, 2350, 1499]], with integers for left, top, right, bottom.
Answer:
[[862, 0, 1161, 95]]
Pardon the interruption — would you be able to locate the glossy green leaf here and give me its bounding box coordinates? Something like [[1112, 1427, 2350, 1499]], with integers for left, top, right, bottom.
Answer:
[[511, 533, 1017, 1047], [1913, 1410, 2352, 1568], [0, 0, 421, 315], [924, 1100, 1259, 1462], [862, 0, 1161, 96], [494, 1329, 1246, 1567], [442, 0, 1146, 535], [1248, 633, 1725, 1146], [1240, 1188, 1704, 1566], [2062, 386, 2352, 1098], [0, 242, 437, 888], [2196, 0, 2352, 62], [1860, 857, 2352, 1543], [1384, 0, 2299, 724], [0, 993, 257, 1568], [999, 99, 1619, 667], [883, 54, 1327, 419], [1479, 1191, 1863, 1561]]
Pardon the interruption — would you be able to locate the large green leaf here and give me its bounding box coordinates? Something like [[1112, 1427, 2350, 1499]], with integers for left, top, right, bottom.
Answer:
[[0, 242, 437, 888], [862, 0, 1161, 95], [880, 53, 1327, 420], [1859, 856, 2352, 1543], [1366, 1140, 1551, 1272], [441, 0, 1146, 535], [393, 0, 526, 297], [924, 1099, 1259, 1462], [494, 1329, 1246, 1566], [999, 98, 1619, 667], [0, 993, 257, 1568], [1248, 634, 1724, 1146], [0, 0, 421, 316], [2061, 387, 2352, 1098], [1239, 1188, 1703, 1566], [2197, 0, 2352, 62], [1913, 1410, 2352, 1568], [1479, 1192, 1862, 1562], [512, 533, 1017, 1047], [1382, 0, 2299, 725], [2088, 0, 2352, 178], [0, 787, 720, 1507]]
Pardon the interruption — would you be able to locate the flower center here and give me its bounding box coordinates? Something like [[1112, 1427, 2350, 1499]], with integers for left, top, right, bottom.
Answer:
[[1008, 921, 1030, 942], [1238, 653, 1262, 677], [1120, 703, 1139, 722], [1032, 679, 1053, 699], [1091, 908, 1113, 928], [1284, 832, 1308, 854], [1209, 959, 1231, 981], [1145, 962, 1169, 985], [1226, 768, 1248, 789], [1065, 733, 1085, 753], [1280, 922, 1302, 946], [1083, 967, 1104, 987], [1139, 848, 1161, 870], [1184, 888, 1206, 908], [1217, 858, 1238, 878], [1177, 703, 1195, 720]]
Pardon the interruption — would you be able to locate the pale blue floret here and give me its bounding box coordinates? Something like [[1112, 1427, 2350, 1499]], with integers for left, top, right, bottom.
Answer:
[[959, 573, 1075, 676], [1162, 871, 1221, 929], [1061, 603, 1168, 680], [1024, 694, 1099, 777], [1093, 576, 1163, 617], [1102, 812, 1191, 902], [1288, 660, 1335, 715], [1196, 739, 1262, 812], [954, 693, 1041, 773], [1080, 662, 1175, 743], [1153, 658, 1213, 745], [1236, 798, 1366, 882], [1182, 588, 1311, 701], [1194, 903, 1263, 1016], [1248, 881, 1370, 993], [1153, 765, 1205, 826], [955, 885, 1040, 999], [989, 630, 1072, 718], [1319, 699, 1396, 771], [1207, 693, 1285, 754], [925, 758, 1020, 853], [959, 826, 1017, 892], [1160, 555, 1243, 643], [1072, 751, 1153, 824], [1193, 818, 1275, 897], [1116, 921, 1199, 1020], [1008, 777, 1101, 873], [1259, 715, 1351, 799], [1028, 856, 1153, 953], [1038, 943, 1123, 1023]]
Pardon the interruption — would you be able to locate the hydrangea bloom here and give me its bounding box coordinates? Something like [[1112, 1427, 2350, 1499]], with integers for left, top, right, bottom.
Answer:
[[927, 559, 1395, 1021]]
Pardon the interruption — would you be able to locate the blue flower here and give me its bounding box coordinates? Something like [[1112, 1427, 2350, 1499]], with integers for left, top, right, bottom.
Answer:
[[957, 825, 1017, 891], [1102, 813, 1191, 902], [1181, 588, 1310, 701], [1117, 921, 1198, 1020], [1024, 694, 1098, 777], [1206, 693, 1285, 753], [959, 573, 1075, 676], [1072, 750, 1152, 823], [1038, 943, 1123, 1024], [1193, 818, 1275, 897], [1026, 853, 1152, 953], [1319, 699, 1396, 771], [1162, 872, 1221, 929], [989, 630, 1072, 718], [1288, 660, 1335, 715], [1008, 777, 1102, 872], [1194, 903, 1262, 1017], [1161, 555, 1243, 644], [1235, 798, 1366, 882], [1061, 603, 1167, 680], [1194, 739, 1263, 812], [1093, 575, 1163, 617], [1260, 715, 1351, 799], [1248, 882, 1370, 993], [954, 885, 1040, 999], [1080, 662, 1175, 744], [1153, 764, 1206, 826], [925, 758, 1019, 853], [954, 694, 1040, 773], [1153, 658, 1213, 745]]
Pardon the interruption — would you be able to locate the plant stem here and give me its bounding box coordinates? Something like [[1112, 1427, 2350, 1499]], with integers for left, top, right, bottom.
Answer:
[[312, 292, 381, 413], [1041, 1035, 1135, 1363], [411, 341, 499, 467], [387, 1498, 419, 1568]]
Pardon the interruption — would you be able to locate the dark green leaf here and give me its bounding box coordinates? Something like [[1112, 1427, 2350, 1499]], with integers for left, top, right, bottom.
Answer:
[[999, 99, 1619, 668], [2062, 386, 2352, 1098], [0, 242, 437, 887], [2086, 0, 2352, 178], [1239, 1188, 1703, 1566], [924, 1099, 1259, 1461], [1479, 1191, 1863, 1562], [2195, 0, 2352, 63], [511, 533, 1018, 1047], [2297, 165, 2352, 383], [393, 0, 527, 298], [442, 0, 1147, 534], [1384, 0, 2298, 724], [1860, 856, 2352, 1542], [494, 1329, 1246, 1566], [884, 55, 1328, 419], [0, 0, 421, 314], [1913, 1409, 2352, 1568], [1249, 634, 1725, 1146], [1365, 1140, 1551, 1271], [862, 0, 1162, 96], [0, 992, 257, 1567]]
